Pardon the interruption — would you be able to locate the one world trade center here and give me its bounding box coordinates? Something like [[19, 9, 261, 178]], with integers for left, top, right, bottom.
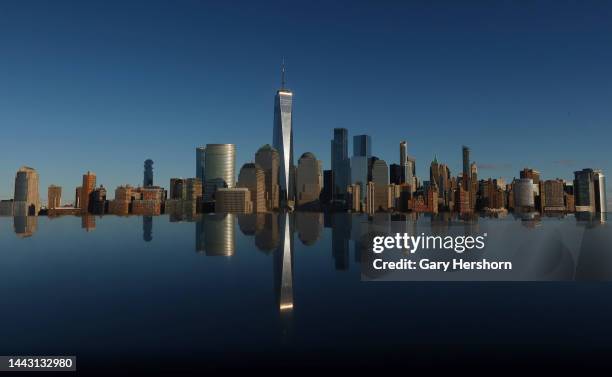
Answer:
[[273, 61, 295, 206]]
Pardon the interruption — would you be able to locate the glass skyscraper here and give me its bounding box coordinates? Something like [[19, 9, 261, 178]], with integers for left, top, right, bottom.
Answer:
[[462, 145, 470, 185], [353, 135, 372, 157], [203, 144, 235, 202], [143, 159, 154, 187], [331, 128, 349, 200], [273, 63, 294, 205], [196, 147, 206, 183], [351, 135, 371, 204]]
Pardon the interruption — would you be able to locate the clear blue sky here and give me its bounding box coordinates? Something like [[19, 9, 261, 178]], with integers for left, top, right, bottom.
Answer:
[[1, 0, 611, 204]]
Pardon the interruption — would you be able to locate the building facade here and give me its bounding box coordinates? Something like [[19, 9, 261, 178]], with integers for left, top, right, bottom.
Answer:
[[331, 128, 349, 201], [14, 166, 40, 216], [272, 63, 295, 205], [237, 163, 266, 213], [215, 188, 253, 213], [48, 185, 62, 209], [255, 144, 280, 211], [203, 144, 235, 202]]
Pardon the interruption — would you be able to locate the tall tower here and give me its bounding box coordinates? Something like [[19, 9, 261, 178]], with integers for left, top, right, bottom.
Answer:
[[350, 135, 372, 205], [255, 144, 280, 210], [331, 128, 349, 200], [399, 141, 412, 185], [144, 159, 154, 187], [196, 147, 206, 183], [273, 60, 294, 205], [81, 171, 96, 214], [594, 170, 607, 213], [462, 145, 470, 187]]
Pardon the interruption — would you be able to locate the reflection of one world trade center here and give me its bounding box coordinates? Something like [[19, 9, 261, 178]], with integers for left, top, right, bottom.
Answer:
[[195, 213, 235, 256], [274, 213, 294, 343], [275, 213, 294, 312]]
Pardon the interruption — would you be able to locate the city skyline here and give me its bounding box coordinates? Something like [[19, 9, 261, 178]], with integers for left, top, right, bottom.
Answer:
[[1, 1, 612, 203]]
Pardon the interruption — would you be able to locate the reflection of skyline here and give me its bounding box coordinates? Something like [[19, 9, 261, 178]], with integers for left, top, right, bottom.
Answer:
[[143, 216, 152, 242], [195, 213, 235, 256], [275, 213, 294, 312], [13, 215, 37, 238]]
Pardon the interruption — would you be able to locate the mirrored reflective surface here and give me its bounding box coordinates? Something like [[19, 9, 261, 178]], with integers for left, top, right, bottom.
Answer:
[[0, 212, 611, 369]]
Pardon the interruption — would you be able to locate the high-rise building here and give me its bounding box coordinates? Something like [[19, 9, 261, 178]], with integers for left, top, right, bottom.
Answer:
[[273, 62, 294, 205], [350, 155, 368, 205], [353, 135, 372, 157], [237, 163, 266, 213], [196, 147, 206, 183], [321, 169, 333, 204], [389, 163, 402, 185], [514, 178, 535, 210], [351, 135, 372, 206], [594, 170, 607, 213], [203, 144, 236, 202], [365, 181, 376, 214], [331, 128, 349, 200], [462, 145, 470, 186], [543, 179, 565, 211], [347, 184, 361, 212], [371, 159, 389, 211], [215, 188, 253, 213], [143, 159, 154, 187], [80, 171, 96, 214], [295, 152, 323, 208], [13, 166, 40, 216], [48, 185, 62, 209], [91, 186, 107, 214], [74, 187, 82, 208], [520, 168, 541, 185], [574, 168, 596, 212], [255, 144, 280, 210], [399, 141, 411, 184]]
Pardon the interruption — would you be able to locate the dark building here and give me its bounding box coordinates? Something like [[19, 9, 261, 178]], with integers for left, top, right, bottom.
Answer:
[[574, 168, 595, 212], [331, 128, 350, 200], [144, 159, 154, 187], [389, 163, 402, 185], [462, 145, 470, 186], [353, 135, 372, 157], [321, 169, 333, 204]]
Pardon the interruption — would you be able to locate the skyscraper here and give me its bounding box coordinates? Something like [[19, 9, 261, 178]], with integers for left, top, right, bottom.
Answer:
[[196, 147, 206, 182], [295, 152, 323, 208], [389, 163, 402, 185], [462, 145, 470, 185], [351, 135, 372, 205], [399, 141, 409, 184], [273, 61, 294, 205], [203, 144, 236, 202], [80, 171, 96, 214], [514, 178, 535, 210], [13, 166, 40, 216], [331, 128, 349, 200], [353, 135, 372, 157], [593, 170, 607, 213], [255, 144, 280, 210], [237, 163, 266, 213], [144, 159, 154, 187], [574, 168, 596, 212], [371, 159, 389, 211], [48, 185, 62, 209]]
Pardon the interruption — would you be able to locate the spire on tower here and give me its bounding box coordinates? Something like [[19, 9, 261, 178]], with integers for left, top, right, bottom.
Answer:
[[281, 57, 286, 89]]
